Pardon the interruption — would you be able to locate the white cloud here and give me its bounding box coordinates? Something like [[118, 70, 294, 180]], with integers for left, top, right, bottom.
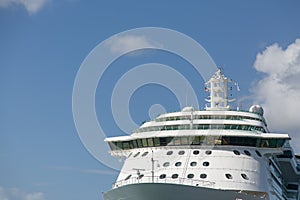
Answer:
[[0, 0, 49, 14], [105, 35, 162, 55], [0, 186, 45, 200], [252, 38, 300, 153]]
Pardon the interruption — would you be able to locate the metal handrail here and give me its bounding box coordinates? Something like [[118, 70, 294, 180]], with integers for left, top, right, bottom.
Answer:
[[113, 175, 215, 189]]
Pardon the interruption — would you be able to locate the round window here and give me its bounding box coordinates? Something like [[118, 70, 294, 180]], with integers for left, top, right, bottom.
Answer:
[[167, 151, 173, 155], [193, 150, 200, 155], [244, 150, 251, 156], [159, 174, 166, 179], [187, 174, 194, 179], [203, 161, 210, 167], [241, 173, 249, 180], [175, 162, 182, 167], [205, 150, 212, 155], [233, 150, 240, 155], [200, 174, 207, 179], [225, 173, 233, 179], [171, 174, 178, 179]]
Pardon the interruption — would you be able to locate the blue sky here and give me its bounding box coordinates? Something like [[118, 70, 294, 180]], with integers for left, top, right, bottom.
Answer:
[[1, 1, 300, 200]]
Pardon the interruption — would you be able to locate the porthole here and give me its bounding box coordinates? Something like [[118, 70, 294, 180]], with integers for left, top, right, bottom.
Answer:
[[200, 174, 207, 179], [244, 150, 251, 156], [225, 173, 233, 179], [203, 161, 210, 167], [241, 173, 249, 180], [142, 152, 149, 157], [159, 174, 166, 179], [193, 150, 200, 155], [167, 151, 173, 155], [190, 162, 197, 167], [178, 151, 185, 155], [125, 175, 132, 180], [175, 162, 182, 167], [233, 150, 240, 155], [134, 152, 140, 157], [127, 153, 133, 158], [172, 174, 178, 179], [255, 150, 262, 157], [205, 150, 212, 155], [187, 174, 194, 179], [163, 162, 170, 167]]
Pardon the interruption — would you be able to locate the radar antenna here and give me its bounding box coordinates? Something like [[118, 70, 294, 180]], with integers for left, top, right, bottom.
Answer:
[[205, 69, 236, 110]]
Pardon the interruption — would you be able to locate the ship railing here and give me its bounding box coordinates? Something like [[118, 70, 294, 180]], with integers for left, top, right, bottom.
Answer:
[[112, 176, 215, 189]]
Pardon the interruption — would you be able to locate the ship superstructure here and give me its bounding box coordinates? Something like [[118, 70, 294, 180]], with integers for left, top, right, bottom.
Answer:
[[103, 69, 300, 200]]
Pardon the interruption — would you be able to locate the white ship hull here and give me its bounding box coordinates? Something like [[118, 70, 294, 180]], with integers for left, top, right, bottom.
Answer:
[[103, 183, 268, 200]]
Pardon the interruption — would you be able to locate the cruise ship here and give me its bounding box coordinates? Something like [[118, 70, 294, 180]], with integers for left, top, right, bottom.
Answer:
[[103, 69, 300, 200]]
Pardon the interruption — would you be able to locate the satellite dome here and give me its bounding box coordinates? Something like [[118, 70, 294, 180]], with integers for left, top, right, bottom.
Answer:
[[249, 105, 264, 116]]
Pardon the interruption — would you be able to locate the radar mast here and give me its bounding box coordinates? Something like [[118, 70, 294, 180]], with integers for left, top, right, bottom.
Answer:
[[205, 69, 235, 110]]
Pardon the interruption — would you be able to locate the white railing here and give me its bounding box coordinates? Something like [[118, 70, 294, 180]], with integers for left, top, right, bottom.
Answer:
[[113, 176, 215, 189]]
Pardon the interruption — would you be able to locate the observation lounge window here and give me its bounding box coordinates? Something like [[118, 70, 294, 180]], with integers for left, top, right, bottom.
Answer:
[[142, 139, 148, 147], [147, 138, 154, 147]]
